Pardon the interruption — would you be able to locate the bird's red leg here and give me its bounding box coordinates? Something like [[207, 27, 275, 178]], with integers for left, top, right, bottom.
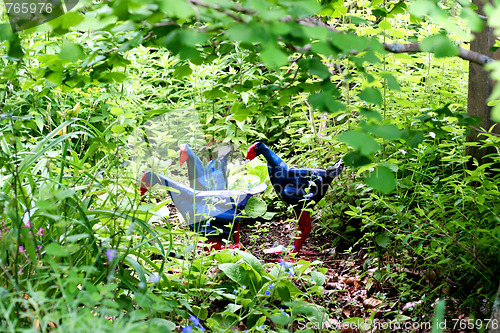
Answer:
[[233, 224, 240, 244], [205, 237, 223, 251], [225, 224, 244, 249], [292, 211, 317, 255], [140, 173, 150, 196]]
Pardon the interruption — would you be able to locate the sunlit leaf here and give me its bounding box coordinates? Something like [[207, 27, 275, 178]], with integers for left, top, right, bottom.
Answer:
[[245, 197, 267, 218], [111, 124, 125, 133], [110, 107, 123, 116]]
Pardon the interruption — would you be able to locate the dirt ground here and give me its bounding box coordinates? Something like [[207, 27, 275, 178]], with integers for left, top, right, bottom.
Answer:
[[238, 218, 461, 333]]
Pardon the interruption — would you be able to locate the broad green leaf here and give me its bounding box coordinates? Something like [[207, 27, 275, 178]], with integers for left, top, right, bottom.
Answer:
[[219, 263, 250, 286], [349, 16, 369, 25], [461, 7, 484, 32], [358, 87, 383, 106], [0, 24, 15, 41], [245, 196, 267, 218], [365, 166, 396, 194], [359, 108, 382, 122], [158, 0, 195, 19], [409, 0, 435, 17], [492, 104, 500, 122], [375, 234, 391, 247], [99, 72, 127, 83], [285, 0, 321, 18], [112, 0, 129, 21], [110, 107, 123, 116], [339, 130, 379, 155], [237, 250, 264, 274], [46, 72, 63, 85], [284, 300, 325, 324], [343, 152, 372, 167], [61, 11, 85, 29], [408, 132, 425, 148], [372, 9, 387, 17], [387, 1, 407, 17], [204, 88, 226, 99], [277, 285, 290, 301], [231, 103, 252, 122], [227, 22, 268, 44], [420, 34, 459, 58], [148, 318, 176, 332], [164, 30, 207, 60], [227, 23, 257, 43], [311, 271, 326, 286], [299, 57, 331, 80], [111, 124, 125, 133], [308, 91, 345, 113], [311, 40, 338, 57], [45, 243, 70, 257], [380, 73, 400, 91], [330, 33, 369, 52], [379, 19, 392, 30], [173, 65, 192, 78], [271, 314, 292, 326], [363, 124, 401, 140], [260, 45, 289, 68]]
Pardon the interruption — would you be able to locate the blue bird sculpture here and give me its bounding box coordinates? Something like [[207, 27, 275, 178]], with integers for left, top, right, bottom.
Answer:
[[179, 144, 230, 191], [140, 171, 267, 249], [246, 142, 344, 254]]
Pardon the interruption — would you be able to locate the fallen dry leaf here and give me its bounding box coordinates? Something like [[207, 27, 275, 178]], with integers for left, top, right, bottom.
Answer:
[[340, 276, 360, 285], [353, 280, 362, 290], [402, 300, 423, 313], [363, 297, 383, 308]]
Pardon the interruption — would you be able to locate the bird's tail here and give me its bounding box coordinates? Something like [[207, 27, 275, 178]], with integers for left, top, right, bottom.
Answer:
[[327, 158, 344, 178]]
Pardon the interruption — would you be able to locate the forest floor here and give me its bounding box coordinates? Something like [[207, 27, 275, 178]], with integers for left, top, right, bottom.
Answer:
[[156, 200, 470, 332], [239, 218, 457, 333]]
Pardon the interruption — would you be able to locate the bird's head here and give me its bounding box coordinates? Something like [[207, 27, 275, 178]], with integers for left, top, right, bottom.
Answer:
[[179, 144, 188, 167], [245, 142, 261, 161], [140, 171, 151, 196]]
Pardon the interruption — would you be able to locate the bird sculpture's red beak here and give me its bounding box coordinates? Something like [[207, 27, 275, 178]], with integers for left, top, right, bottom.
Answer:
[[140, 173, 149, 196], [179, 144, 188, 167], [246, 143, 258, 160]]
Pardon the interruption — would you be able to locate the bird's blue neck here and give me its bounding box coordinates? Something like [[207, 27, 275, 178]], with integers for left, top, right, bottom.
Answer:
[[258, 143, 288, 172]]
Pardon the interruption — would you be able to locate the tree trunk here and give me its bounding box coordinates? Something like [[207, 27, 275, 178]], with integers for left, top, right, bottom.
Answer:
[[466, 0, 500, 168]]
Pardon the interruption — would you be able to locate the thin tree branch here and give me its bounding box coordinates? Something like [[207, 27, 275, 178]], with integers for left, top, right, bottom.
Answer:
[[470, 126, 500, 138], [176, 2, 496, 66], [186, 0, 245, 23], [383, 42, 494, 66], [296, 17, 495, 66]]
